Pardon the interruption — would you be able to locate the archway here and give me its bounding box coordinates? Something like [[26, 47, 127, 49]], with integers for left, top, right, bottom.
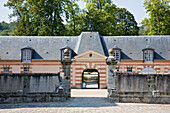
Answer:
[[82, 69, 99, 89], [141, 67, 157, 74]]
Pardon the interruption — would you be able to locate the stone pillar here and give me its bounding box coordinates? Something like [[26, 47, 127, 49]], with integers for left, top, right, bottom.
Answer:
[[23, 75, 30, 94], [106, 48, 117, 97], [147, 74, 156, 96], [61, 48, 72, 97]]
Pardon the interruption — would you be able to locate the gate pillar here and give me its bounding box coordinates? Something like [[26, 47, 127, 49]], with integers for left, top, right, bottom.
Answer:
[[106, 48, 117, 97], [61, 48, 72, 97]]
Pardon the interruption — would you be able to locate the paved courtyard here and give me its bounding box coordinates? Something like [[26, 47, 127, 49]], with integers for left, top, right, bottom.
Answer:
[[0, 89, 170, 113]]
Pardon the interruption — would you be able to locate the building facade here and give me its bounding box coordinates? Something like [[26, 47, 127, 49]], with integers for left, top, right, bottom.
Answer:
[[0, 32, 170, 89]]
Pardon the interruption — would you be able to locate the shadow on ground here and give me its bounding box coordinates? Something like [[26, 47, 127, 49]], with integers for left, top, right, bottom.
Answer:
[[0, 97, 118, 109]]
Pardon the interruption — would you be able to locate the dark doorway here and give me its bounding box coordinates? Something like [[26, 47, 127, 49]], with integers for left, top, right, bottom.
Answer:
[[82, 69, 99, 89]]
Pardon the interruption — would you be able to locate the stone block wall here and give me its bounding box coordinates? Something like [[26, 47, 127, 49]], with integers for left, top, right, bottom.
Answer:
[[109, 73, 170, 104], [0, 75, 24, 93], [0, 73, 66, 103]]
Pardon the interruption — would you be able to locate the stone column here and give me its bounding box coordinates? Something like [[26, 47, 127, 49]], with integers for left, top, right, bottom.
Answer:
[[106, 48, 117, 98], [147, 74, 156, 96], [61, 48, 72, 97], [23, 75, 30, 94]]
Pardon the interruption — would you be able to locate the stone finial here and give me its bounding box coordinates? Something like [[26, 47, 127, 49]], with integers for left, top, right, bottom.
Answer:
[[106, 48, 117, 65], [106, 56, 117, 65], [109, 48, 114, 56], [63, 48, 70, 60], [87, 16, 93, 31]]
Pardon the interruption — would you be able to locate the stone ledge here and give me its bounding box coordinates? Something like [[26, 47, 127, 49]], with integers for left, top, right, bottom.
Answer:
[[109, 95, 170, 104], [0, 93, 66, 104]]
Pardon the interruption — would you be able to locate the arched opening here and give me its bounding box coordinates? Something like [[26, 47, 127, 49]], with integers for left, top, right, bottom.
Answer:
[[82, 69, 99, 89], [141, 67, 156, 74]]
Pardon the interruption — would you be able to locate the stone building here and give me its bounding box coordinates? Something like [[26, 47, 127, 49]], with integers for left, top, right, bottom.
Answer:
[[0, 32, 170, 89]]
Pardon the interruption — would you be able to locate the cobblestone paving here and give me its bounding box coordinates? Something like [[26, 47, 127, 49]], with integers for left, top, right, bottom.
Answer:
[[0, 97, 170, 113]]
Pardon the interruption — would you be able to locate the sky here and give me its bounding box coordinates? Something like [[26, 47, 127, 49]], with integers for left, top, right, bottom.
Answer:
[[0, 0, 148, 26]]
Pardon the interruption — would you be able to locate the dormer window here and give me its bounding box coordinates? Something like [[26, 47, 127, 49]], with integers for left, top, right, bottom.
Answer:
[[143, 45, 154, 62], [21, 46, 33, 62], [113, 50, 120, 61], [109, 45, 121, 61]]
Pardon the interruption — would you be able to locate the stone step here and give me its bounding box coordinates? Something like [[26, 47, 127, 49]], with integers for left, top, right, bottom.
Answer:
[[71, 89, 108, 97]]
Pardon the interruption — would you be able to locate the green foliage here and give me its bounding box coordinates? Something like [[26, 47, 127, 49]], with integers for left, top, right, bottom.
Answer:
[[115, 8, 139, 36], [80, 0, 117, 35], [0, 21, 16, 36], [122, 89, 125, 95], [141, 0, 170, 35], [66, 0, 83, 36], [4, 0, 139, 36], [4, 0, 72, 36], [78, 0, 139, 36], [83, 76, 87, 82], [139, 18, 150, 35]]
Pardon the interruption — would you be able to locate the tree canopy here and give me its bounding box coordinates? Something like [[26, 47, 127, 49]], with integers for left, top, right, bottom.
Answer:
[[3, 0, 140, 36], [140, 0, 170, 35], [0, 21, 16, 36]]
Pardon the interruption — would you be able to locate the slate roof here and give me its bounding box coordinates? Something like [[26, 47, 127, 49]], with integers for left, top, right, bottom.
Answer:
[[142, 45, 154, 51], [0, 32, 170, 60], [75, 32, 105, 55], [0, 36, 78, 60], [103, 35, 170, 60]]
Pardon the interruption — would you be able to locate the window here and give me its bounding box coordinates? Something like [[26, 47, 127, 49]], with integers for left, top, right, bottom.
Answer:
[[24, 67, 29, 73], [143, 45, 154, 62], [144, 50, 153, 62], [113, 50, 120, 61], [110, 45, 121, 61], [22, 49, 32, 62], [4, 67, 9, 73], [127, 67, 132, 73], [116, 67, 119, 72]]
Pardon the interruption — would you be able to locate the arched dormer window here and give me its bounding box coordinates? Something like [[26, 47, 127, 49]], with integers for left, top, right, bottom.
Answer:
[[110, 45, 121, 61], [60, 46, 73, 62], [21, 46, 34, 62], [142, 45, 154, 62]]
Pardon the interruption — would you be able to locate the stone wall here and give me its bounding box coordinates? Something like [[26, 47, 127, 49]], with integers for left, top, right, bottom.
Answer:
[[0, 75, 24, 93], [0, 73, 66, 103], [109, 73, 170, 104], [29, 76, 59, 93]]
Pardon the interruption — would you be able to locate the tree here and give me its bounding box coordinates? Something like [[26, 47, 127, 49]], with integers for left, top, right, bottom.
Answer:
[[81, 0, 139, 36], [0, 21, 16, 36], [141, 0, 170, 35], [4, 0, 139, 36], [139, 18, 150, 35], [4, 0, 73, 36], [81, 0, 117, 35], [115, 8, 139, 36], [66, 0, 82, 36]]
